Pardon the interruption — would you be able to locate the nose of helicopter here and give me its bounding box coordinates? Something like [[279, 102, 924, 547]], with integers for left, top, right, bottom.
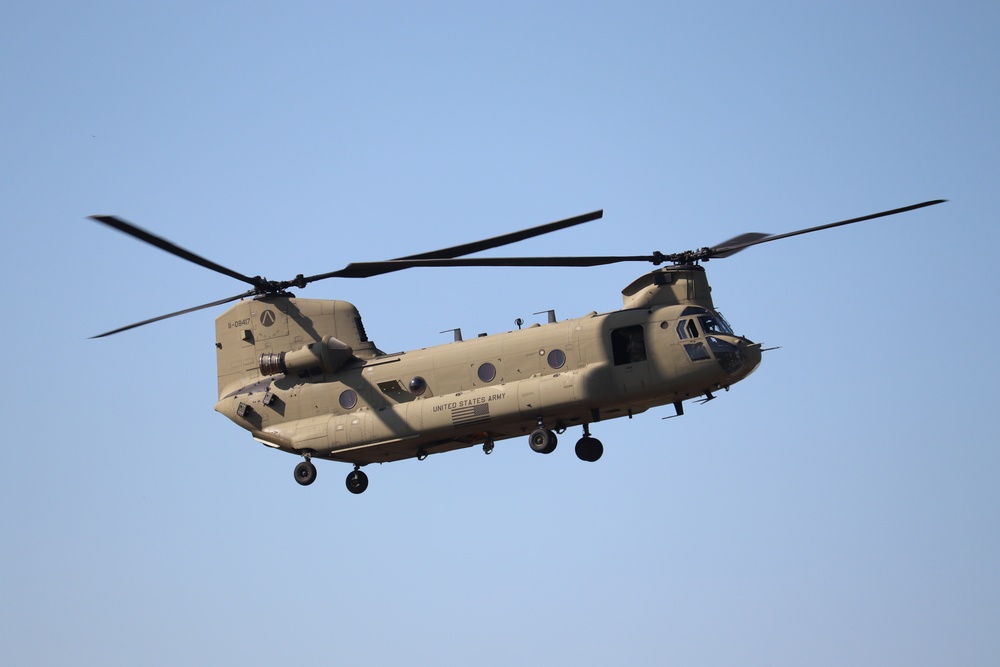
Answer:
[[705, 334, 762, 380], [738, 338, 763, 378]]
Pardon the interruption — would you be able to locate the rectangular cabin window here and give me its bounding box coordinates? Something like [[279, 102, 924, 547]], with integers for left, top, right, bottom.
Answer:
[[611, 325, 647, 365]]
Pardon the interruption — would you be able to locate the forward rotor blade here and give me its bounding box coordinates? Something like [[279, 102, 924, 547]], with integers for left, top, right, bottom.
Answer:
[[706, 233, 771, 259], [90, 291, 254, 338], [300, 209, 604, 284], [328, 254, 660, 278], [399, 209, 604, 260], [709, 199, 947, 257], [89, 215, 263, 288]]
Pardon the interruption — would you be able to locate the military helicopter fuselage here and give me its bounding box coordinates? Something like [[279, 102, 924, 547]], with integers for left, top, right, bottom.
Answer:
[[89, 200, 943, 494], [213, 265, 761, 484]]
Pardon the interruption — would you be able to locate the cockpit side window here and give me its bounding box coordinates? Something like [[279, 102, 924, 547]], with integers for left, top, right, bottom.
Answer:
[[684, 342, 711, 362], [676, 319, 699, 340]]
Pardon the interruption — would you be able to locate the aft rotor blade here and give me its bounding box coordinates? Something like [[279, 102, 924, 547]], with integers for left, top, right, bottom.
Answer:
[[328, 254, 661, 278], [300, 209, 604, 283], [89, 215, 263, 288], [709, 199, 947, 257], [90, 291, 253, 338]]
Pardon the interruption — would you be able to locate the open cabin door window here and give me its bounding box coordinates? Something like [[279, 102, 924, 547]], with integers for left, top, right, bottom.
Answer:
[[611, 325, 647, 366]]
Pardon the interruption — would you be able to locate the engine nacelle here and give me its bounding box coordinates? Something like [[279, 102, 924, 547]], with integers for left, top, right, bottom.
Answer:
[[259, 336, 354, 377]]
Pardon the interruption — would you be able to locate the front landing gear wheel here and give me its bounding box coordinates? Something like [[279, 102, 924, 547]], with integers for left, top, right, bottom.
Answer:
[[294, 461, 317, 486], [575, 436, 604, 462], [346, 469, 369, 495], [529, 428, 558, 454]]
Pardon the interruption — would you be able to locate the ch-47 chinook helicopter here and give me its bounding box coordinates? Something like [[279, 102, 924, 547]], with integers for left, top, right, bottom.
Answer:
[[90, 199, 944, 493]]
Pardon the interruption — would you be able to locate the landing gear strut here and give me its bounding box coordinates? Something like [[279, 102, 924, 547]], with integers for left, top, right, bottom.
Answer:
[[575, 425, 604, 462], [346, 467, 369, 495], [294, 459, 317, 486]]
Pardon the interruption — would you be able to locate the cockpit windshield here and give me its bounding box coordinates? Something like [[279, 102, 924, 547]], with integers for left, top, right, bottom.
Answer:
[[698, 312, 734, 336]]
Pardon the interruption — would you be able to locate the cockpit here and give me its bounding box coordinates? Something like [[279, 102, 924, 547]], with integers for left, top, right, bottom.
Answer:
[[674, 306, 735, 339], [670, 306, 748, 374]]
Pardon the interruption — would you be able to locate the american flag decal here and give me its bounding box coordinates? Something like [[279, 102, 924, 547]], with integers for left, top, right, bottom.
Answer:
[[452, 403, 491, 427]]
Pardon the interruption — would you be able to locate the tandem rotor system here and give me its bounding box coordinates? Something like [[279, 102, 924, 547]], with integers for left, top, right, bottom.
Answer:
[[89, 200, 944, 338]]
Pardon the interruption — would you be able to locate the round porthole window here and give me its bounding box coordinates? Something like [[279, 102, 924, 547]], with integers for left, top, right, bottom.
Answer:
[[478, 362, 497, 382], [339, 389, 358, 410], [408, 376, 427, 395], [547, 349, 566, 369]]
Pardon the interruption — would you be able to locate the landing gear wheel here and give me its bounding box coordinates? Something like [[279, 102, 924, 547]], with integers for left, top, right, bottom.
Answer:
[[294, 460, 317, 486], [575, 436, 604, 462], [529, 428, 558, 454], [346, 469, 369, 495]]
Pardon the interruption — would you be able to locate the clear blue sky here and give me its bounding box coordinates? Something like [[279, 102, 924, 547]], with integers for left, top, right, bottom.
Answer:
[[2, 2, 998, 665]]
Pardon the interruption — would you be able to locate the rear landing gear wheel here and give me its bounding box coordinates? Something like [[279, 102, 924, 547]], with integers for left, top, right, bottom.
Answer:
[[346, 468, 369, 495], [575, 436, 604, 462], [529, 428, 558, 454], [294, 460, 317, 486]]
